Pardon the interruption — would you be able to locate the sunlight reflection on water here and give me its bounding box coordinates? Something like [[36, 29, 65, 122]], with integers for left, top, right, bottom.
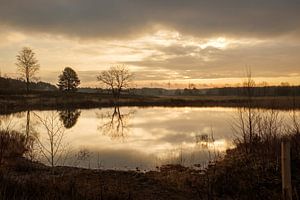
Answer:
[[1, 107, 297, 170]]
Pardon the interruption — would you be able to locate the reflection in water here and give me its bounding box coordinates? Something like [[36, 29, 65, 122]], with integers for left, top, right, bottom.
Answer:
[[23, 110, 37, 160], [0, 112, 35, 163], [97, 106, 135, 141], [157, 132, 225, 168], [1, 107, 299, 170], [196, 133, 210, 148], [0, 113, 21, 131], [25, 110, 30, 138], [59, 109, 81, 129]]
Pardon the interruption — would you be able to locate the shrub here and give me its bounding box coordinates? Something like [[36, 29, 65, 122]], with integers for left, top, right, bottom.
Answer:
[[0, 130, 27, 164]]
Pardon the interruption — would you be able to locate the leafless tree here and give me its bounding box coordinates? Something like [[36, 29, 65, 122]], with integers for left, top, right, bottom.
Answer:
[[16, 47, 40, 93], [242, 67, 256, 149], [33, 112, 67, 168], [232, 92, 285, 155], [232, 107, 284, 157], [96, 65, 132, 99], [243, 67, 255, 104]]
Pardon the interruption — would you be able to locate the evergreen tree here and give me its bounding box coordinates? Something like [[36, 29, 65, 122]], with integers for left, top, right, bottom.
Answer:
[[57, 67, 80, 91]]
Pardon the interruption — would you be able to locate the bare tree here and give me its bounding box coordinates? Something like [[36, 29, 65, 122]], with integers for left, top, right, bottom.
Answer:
[[33, 112, 67, 169], [16, 47, 40, 93], [243, 67, 256, 149], [243, 67, 256, 103], [96, 65, 132, 99]]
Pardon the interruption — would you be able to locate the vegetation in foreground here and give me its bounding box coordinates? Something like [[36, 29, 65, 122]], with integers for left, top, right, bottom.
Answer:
[[1, 107, 300, 200]]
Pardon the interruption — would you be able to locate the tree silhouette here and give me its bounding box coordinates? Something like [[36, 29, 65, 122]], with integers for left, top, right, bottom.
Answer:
[[59, 109, 81, 129], [33, 112, 67, 169], [97, 65, 132, 99], [57, 67, 80, 91], [16, 47, 40, 93]]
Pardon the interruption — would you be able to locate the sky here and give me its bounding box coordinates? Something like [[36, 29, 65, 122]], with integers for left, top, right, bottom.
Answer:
[[0, 0, 300, 88]]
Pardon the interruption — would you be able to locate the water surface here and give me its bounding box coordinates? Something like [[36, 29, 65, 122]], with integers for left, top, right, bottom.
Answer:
[[1, 107, 297, 170]]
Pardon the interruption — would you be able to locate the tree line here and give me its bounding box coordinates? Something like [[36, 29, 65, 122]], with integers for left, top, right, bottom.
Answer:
[[12, 46, 300, 98], [15, 47, 132, 98]]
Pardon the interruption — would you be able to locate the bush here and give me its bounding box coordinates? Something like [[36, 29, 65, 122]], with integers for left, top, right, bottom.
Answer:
[[0, 130, 27, 164]]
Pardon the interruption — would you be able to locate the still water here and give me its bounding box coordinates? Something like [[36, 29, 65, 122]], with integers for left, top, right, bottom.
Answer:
[[0, 107, 298, 170]]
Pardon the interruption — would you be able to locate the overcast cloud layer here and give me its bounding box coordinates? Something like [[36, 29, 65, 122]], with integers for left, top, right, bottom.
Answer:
[[0, 0, 299, 87], [1, 0, 300, 39]]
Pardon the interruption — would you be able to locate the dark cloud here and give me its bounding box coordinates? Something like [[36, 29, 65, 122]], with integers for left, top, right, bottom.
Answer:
[[0, 0, 300, 39]]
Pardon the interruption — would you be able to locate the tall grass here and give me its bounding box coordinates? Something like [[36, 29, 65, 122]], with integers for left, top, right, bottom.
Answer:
[[199, 106, 300, 199], [0, 130, 27, 165]]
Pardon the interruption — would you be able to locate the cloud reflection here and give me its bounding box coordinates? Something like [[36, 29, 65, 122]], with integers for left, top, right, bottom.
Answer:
[[2, 107, 297, 170]]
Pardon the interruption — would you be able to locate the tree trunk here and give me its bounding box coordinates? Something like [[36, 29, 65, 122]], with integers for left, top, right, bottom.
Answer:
[[26, 77, 29, 93]]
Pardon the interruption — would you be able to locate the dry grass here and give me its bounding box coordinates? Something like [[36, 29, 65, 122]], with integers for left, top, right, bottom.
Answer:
[[0, 130, 28, 165]]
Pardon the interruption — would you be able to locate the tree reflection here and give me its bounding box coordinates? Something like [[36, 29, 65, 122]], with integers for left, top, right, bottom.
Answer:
[[194, 132, 223, 164], [97, 107, 135, 141], [0, 111, 36, 163], [59, 109, 81, 129], [23, 110, 38, 160], [25, 110, 30, 137]]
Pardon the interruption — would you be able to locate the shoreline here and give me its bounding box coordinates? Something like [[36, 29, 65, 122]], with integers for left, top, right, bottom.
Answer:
[[1, 93, 300, 114], [1, 157, 201, 200]]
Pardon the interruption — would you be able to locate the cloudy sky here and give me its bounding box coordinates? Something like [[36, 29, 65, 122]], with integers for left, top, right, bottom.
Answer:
[[0, 0, 300, 87]]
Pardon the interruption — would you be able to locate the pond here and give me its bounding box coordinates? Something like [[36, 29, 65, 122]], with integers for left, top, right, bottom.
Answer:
[[0, 107, 298, 170]]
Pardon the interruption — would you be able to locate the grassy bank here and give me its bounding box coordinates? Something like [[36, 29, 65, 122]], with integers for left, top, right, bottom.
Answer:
[[1, 91, 300, 114], [0, 128, 196, 200], [1, 135, 300, 200], [0, 160, 196, 200]]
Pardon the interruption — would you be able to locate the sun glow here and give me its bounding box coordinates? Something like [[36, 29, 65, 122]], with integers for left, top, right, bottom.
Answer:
[[142, 30, 233, 50], [1, 28, 299, 88], [200, 37, 229, 49]]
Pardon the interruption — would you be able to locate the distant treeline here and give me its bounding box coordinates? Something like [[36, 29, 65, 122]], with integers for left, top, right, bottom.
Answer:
[[1, 76, 300, 97], [200, 86, 300, 96], [0, 77, 57, 93], [129, 86, 300, 97]]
